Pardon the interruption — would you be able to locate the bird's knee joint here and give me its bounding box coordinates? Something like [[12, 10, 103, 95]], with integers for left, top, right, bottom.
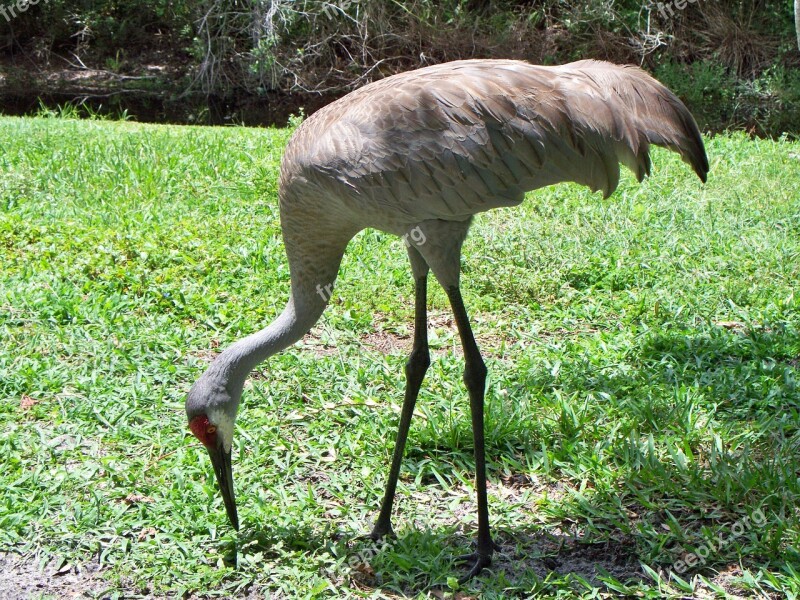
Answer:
[[405, 349, 431, 377], [463, 360, 487, 394]]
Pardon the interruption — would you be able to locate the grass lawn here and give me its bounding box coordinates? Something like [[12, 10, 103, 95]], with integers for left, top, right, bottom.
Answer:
[[1, 115, 799, 599]]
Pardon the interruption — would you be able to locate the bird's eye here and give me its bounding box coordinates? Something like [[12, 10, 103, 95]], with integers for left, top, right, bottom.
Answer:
[[207, 425, 217, 434]]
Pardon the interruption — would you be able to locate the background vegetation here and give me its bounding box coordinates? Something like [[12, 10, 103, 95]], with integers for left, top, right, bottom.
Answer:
[[1, 113, 799, 598], [2, 2, 800, 597], [0, 0, 798, 134]]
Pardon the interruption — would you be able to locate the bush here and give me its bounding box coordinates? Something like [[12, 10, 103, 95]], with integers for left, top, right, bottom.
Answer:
[[656, 60, 800, 136], [1, 0, 192, 59], [0, 0, 798, 135]]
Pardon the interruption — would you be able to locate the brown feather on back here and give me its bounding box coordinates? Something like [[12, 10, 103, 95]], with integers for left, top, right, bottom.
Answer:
[[281, 59, 708, 226]]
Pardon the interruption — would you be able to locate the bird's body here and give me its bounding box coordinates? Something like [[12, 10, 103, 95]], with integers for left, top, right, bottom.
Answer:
[[281, 59, 705, 228], [186, 58, 708, 581]]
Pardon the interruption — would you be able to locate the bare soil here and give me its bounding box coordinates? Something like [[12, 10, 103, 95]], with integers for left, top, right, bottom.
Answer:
[[0, 552, 111, 600]]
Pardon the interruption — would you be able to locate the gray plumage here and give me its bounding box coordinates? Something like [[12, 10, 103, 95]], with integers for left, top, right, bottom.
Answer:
[[186, 58, 708, 580]]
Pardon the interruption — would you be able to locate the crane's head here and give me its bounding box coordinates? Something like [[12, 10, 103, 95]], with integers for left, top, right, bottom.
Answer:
[[185, 374, 240, 530]]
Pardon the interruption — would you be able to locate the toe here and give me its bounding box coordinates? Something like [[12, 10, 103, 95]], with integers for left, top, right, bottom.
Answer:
[[457, 552, 493, 583], [362, 525, 396, 542]]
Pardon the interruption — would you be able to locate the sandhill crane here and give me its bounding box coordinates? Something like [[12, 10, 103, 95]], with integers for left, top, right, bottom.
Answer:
[[186, 59, 708, 581]]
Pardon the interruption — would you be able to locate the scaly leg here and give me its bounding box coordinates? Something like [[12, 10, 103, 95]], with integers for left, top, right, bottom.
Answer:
[[369, 271, 430, 539], [445, 284, 495, 582]]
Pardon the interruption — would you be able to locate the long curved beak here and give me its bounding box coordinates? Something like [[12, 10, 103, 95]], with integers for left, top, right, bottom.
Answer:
[[207, 440, 239, 530]]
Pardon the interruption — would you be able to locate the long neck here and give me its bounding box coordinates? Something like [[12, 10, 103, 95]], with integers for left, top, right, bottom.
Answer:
[[211, 296, 321, 398], [206, 224, 353, 400]]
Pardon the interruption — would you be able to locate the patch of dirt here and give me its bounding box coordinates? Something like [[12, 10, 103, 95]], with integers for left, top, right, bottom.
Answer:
[[299, 329, 342, 357], [188, 339, 221, 364], [18, 394, 39, 412], [360, 330, 411, 355], [714, 320, 747, 331], [299, 322, 413, 358], [498, 532, 643, 585], [188, 310, 531, 364], [0, 552, 271, 599], [0, 552, 110, 600]]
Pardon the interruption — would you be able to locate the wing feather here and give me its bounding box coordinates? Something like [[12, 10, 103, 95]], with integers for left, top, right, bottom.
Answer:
[[283, 59, 708, 223]]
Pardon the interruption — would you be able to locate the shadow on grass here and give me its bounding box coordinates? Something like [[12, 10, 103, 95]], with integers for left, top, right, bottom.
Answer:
[[507, 323, 798, 589], [381, 323, 797, 593], [230, 323, 799, 595], [249, 524, 646, 594]]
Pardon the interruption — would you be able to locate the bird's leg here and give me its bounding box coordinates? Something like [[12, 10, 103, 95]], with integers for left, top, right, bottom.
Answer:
[[369, 273, 430, 540], [445, 285, 495, 582]]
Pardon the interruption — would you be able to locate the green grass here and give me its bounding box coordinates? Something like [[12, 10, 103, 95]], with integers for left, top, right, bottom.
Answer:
[[1, 114, 799, 599]]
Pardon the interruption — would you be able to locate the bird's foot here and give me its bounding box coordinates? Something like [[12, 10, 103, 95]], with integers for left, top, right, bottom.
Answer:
[[454, 538, 500, 582], [455, 551, 493, 583], [359, 522, 396, 543]]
